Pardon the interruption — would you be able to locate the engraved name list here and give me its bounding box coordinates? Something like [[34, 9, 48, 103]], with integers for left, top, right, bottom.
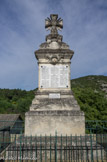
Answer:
[[40, 65, 69, 88]]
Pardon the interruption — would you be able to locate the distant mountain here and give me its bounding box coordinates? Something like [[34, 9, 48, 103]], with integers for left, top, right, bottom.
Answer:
[[71, 75, 107, 121]]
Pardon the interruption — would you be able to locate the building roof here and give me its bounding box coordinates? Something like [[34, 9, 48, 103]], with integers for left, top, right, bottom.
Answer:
[[0, 114, 22, 130]]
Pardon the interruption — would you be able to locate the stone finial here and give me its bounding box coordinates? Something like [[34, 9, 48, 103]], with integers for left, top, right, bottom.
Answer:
[[45, 14, 63, 35]]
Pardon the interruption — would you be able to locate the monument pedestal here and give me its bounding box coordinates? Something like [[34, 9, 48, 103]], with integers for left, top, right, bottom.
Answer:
[[25, 90, 85, 136], [25, 14, 85, 136], [25, 110, 85, 136]]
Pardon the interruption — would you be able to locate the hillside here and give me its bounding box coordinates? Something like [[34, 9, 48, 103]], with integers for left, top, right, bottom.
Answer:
[[71, 75, 107, 121], [0, 89, 35, 119], [0, 75, 107, 122]]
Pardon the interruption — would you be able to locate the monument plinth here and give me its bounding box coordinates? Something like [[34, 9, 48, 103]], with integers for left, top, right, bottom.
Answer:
[[25, 14, 85, 136]]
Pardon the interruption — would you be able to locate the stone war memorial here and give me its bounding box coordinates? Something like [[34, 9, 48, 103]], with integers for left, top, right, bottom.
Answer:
[[25, 14, 85, 136], [1, 15, 106, 162]]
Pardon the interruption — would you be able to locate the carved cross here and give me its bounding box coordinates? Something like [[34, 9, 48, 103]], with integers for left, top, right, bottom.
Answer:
[[45, 14, 63, 35]]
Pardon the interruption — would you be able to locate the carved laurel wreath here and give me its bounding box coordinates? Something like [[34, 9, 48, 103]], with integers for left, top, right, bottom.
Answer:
[[46, 54, 64, 64]]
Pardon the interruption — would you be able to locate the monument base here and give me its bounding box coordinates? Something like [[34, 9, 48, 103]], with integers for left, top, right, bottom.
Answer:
[[25, 110, 85, 136]]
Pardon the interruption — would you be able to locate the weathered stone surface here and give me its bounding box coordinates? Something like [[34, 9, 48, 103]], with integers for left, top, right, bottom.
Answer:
[[25, 110, 85, 136], [25, 14, 85, 136], [35, 49, 74, 61], [30, 96, 80, 111]]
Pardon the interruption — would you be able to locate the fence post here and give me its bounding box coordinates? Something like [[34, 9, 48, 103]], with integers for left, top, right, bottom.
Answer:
[[60, 134, 62, 162], [85, 135, 88, 162], [90, 134, 93, 162], [80, 135, 82, 162], [106, 134, 107, 161], [14, 134, 16, 160], [66, 134, 67, 162], [45, 134, 47, 162], [50, 134, 51, 162], [30, 135, 33, 161], [35, 135, 38, 162], [101, 134, 103, 161], [19, 132, 22, 162], [96, 133, 98, 161], [71, 135, 72, 162], [55, 131, 57, 162], [40, 135, 42, 162], [76, 134, 77, 162]]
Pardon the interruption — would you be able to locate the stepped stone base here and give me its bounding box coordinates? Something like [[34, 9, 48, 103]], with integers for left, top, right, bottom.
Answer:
[[25, 90, 85, 136], [25, 110, 85, 136]]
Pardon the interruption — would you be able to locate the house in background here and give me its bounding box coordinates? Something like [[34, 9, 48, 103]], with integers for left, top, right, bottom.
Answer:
[[0, 114, 23, 152], [0, 114, 23, 134]]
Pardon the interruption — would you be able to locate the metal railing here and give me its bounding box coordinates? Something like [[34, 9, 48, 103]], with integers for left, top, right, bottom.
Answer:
[[0, 134, 107, 161], [0, 120, 107, 161], [85, 120, 107, 134]]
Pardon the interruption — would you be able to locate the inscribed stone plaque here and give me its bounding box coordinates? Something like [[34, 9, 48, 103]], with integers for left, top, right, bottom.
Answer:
[[40, 65, 69, 88], [49, 93, 60, 99]]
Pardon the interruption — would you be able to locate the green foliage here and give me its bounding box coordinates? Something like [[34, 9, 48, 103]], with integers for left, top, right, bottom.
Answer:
[[71, 75, 107, 128], [0, 89, 35, 119], [0, 75, 107, 124]]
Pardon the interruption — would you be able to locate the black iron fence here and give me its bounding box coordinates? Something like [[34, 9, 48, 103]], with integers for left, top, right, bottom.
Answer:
[[0, 134, 107, 161], [85, 120, 107, 134], [0, 120, 107, 161]]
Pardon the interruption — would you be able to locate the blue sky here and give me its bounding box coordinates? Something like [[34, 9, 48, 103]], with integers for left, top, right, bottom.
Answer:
[[0, 0, 107, 90]]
